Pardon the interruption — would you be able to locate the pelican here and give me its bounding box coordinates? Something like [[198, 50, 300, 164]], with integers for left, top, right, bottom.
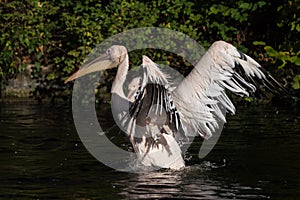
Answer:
[[65, 41, 287, 170]]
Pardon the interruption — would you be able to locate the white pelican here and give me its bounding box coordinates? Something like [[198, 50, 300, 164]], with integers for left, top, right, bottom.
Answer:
[[65, 41, 287, 169]]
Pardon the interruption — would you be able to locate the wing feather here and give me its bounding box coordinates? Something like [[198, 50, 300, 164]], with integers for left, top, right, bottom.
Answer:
[[125, 55, 185, 169], [172, 40, 286, 139]]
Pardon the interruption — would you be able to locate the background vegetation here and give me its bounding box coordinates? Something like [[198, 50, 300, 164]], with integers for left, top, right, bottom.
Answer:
[[0, 0, 299, 101]]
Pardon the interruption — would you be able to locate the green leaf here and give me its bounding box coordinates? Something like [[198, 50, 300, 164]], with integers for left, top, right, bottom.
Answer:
[[68, 50, 80, 57], [278, 59, 287, 69], [292, 75, 300, 89], [244, 96, 254, 102], [253, 41, 266, 45], [296, 24, 300, 32], [209, 6, 218, 14], [264, 46, 278, 57], [239, 2, 250, 9], [37, 52, 43, 60], [290, 57, 300, 66], [257, 1, 267, 8]]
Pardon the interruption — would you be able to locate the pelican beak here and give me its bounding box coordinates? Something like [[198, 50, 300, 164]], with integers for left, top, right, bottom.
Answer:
[[64, 54, 116, 83]]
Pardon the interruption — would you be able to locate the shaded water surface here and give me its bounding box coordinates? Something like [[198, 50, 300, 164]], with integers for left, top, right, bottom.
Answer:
[[0, 102, 299, 199]]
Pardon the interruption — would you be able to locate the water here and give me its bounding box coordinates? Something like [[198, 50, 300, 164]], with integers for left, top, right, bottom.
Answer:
[[0, 102, 299, 199]]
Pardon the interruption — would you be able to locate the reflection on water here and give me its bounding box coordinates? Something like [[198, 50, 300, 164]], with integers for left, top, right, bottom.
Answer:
[[117, 164, 268, 199], [0, 102, 299, 199]]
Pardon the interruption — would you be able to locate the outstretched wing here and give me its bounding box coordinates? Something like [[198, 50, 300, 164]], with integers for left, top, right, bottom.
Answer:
[[172, 40, 287, 139], [123, 55, 184, 169], [128, 56, 181, 133]]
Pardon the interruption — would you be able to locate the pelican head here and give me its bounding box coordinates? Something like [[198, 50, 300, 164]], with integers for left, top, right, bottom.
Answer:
[[65, 45, 128, 83]]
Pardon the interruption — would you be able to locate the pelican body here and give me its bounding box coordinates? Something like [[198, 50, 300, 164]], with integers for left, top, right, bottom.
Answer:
[[66, 41, 287, 169]]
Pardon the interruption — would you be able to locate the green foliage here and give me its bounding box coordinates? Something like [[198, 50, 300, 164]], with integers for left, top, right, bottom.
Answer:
[[0, 0, 298, 100], [263, 46, 300, 69], [252, 0, 299, 90], [293, 75, 300, 90], [262, 45, 300, 90], [207, 1, 267, 42]]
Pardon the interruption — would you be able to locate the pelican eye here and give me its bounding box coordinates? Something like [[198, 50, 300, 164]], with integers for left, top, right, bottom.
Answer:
[[106, 48, 111, 55]]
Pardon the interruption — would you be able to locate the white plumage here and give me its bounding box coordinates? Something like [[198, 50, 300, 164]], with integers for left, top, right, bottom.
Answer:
[[66, 41, 287, 170]]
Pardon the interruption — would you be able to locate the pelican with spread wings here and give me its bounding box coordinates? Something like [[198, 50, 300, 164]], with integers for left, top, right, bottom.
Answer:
[[65, 41, 287, 169]]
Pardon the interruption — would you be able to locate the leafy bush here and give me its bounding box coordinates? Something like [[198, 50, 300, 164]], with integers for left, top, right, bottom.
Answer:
[[253, 0, 299, 90], [0, 0, 298, 100]]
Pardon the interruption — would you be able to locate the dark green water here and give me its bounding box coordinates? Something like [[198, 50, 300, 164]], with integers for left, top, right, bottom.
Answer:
[[0, 102, 299, 199]]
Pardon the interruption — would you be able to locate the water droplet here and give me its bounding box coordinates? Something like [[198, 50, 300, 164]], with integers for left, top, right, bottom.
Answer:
[[97, 131, 105, 136]]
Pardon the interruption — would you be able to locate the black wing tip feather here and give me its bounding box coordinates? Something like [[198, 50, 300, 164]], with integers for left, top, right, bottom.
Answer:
[[259, 67, 292, 96], [237, 50, 247, 61], [234, 62, 257, 95], [129, 82, 182, 131], [234, 62, 292, 98]]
